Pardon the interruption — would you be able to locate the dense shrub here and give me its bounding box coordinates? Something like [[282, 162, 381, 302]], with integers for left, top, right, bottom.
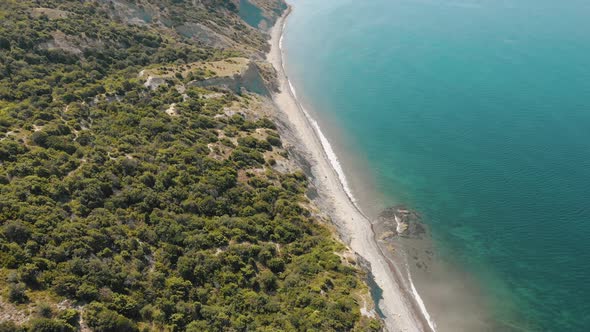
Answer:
[[0, 0, 381, 331], [84, 303, 138, 332], [27, 319, 74, 332]]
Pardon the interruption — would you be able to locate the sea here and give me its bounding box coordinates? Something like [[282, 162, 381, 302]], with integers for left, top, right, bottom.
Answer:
[[278, 0, 590, 331]]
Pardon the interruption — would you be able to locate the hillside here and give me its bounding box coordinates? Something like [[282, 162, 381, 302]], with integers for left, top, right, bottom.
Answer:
[[0, 0, 381, 331]]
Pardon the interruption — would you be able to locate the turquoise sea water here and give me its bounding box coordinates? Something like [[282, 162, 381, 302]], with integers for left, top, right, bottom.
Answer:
[[281, 0, 590, 330]]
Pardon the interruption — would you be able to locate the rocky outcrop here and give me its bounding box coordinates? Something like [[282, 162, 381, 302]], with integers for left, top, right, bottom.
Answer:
[[377, 206, 427, 238], [38, 30, 103, 55], [242, 0, 288, 31], [104, 0, 286, 54], [188, 62, 272, 96], [175, 22, 236, 49]]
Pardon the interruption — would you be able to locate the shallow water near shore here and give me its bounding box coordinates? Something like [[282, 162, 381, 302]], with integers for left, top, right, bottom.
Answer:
[[281, 0, 590, 331]]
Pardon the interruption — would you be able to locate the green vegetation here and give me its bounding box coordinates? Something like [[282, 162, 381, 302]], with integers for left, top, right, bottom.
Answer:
[[0, 0, 381, 331]]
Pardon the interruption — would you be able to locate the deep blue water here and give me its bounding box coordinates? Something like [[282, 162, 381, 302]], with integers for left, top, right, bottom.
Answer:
[[281, 0, 590, 330]]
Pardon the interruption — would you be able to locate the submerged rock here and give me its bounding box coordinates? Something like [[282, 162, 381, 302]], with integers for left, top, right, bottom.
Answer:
[[376, 206, 426, 239]]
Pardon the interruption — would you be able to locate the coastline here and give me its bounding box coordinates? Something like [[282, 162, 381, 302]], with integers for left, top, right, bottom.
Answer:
[[268, 8, 435, 332]]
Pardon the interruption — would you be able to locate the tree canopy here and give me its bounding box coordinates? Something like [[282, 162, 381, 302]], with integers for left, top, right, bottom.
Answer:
[[0, 0, 382, 331]]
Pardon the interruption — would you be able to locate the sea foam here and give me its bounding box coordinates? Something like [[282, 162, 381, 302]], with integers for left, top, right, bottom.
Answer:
[[409, 269, 438, 331]]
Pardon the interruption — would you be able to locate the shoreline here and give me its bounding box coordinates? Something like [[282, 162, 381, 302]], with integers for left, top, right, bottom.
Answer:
[[267, 7, 435, 332]]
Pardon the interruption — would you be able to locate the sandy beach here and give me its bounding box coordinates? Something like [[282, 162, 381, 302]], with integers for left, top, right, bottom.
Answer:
[[267, 8, 433, 332]]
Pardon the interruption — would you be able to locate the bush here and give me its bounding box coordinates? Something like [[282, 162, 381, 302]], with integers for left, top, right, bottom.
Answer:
[[27, 318, 74, 332], [266, 135, 282, 147], [76, 283, 99, 301], [2, 220, 31, 244], [30, 131, 49, 147], [230, 147, 265, 168], [258, 270, 277, 293], [256, 118, 277, 129], [267, 257, 285, 273], [36, 302, 53, 318], [186, 321, 209, 332], [84, 302, 138, 332], [0, 321, 25, 332], [7, 283, 29, 303], [18, 263, 40, 286], [52, 275, 80, 297], [57, 309, 80, 327]]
